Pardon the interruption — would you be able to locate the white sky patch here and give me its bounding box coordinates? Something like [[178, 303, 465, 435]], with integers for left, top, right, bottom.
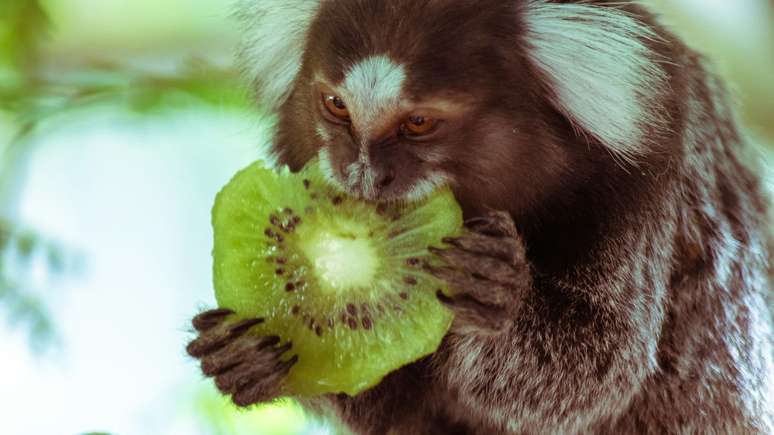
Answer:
[[0, 105, 330, 435]]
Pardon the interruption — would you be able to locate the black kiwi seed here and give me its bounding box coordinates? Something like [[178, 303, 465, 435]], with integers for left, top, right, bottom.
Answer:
[[285, 282, 295, 292], [340, 313, 348, 323], [346, 303, 357, 316], [406, 258, 420, 267], [270, 214, 281, 227], [347, 317, 358, 330], [403, 276, 418, 286], [315, 325, 323, 337], [275, 268, 285, 276], [399, 292, 409, 300], [292, 216, 302, 225], [332, 195, 343, 205], [276, 257, 287, 265], [265, 228, 284, 243], [292, 305, 300, 315], [303, 179, 311, 189], [283, 208, 294, 215], [362, 317, 373, 330]]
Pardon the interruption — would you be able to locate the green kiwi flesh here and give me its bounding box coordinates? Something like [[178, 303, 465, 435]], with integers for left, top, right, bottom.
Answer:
[[212, 160, 461, 396]]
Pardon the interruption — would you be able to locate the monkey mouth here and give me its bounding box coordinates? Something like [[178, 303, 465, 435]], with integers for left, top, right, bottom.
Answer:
[[317, 147, 450, 203]]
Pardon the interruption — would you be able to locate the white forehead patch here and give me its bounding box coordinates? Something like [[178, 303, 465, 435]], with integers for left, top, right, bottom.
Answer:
[[341, 55, 407, 132]]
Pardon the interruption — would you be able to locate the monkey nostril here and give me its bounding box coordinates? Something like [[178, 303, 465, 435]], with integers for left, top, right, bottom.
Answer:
[[377, 171, 396, 189]]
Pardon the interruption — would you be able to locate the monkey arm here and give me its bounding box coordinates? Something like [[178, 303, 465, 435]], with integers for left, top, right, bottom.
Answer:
[[428, 210, 667, 433]]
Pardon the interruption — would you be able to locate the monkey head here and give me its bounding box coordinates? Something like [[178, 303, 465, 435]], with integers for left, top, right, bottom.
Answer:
[[238, 0, 672, 218]]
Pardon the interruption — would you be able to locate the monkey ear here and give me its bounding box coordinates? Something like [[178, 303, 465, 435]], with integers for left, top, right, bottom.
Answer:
[[235, 0, 322, 112], [523, 1, 669, 162]]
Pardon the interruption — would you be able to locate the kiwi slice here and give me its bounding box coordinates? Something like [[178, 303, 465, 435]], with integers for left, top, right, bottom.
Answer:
[[212, 160, 461, 396]]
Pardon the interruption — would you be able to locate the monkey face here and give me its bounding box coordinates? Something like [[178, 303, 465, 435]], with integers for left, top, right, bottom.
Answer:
[[274, 0, 548, 205], [264, 0, 669, 214], [310, 59, 476, 202]]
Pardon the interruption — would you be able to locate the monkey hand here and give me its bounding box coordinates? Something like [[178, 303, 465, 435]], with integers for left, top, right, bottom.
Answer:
[[424, 210, 530, 335], [186, 309, 297, 406]]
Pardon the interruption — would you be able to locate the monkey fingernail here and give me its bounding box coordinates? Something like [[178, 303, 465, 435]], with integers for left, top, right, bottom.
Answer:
[[283, 354, 299, 369], [192, 308, 234, 332], [228, 318, 264, 337], [256, 335, 281, 350], [187, 339, 222, 358], [274, 341, 293, 354], [442, 237, 460, 246], [436, 289, 454, 305]]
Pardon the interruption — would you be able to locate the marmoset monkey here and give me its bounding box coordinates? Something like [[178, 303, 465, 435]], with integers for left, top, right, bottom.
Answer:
[[187, 1, 774, 433]]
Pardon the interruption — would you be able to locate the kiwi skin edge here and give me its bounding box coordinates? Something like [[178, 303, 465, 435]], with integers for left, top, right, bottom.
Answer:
[[211, 160, 461, 397]]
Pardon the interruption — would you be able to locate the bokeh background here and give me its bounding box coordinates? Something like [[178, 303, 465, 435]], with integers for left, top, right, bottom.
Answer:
[[0, 1, 772, 434]]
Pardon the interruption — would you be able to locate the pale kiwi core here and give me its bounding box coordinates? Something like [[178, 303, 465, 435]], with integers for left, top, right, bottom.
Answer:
[[297, 218, 379, 293]]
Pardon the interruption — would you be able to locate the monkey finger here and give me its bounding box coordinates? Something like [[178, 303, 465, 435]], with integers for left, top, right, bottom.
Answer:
[[436, 291, 510, 333], [201, 335, 281, 376], [424, 263, 511, 306], [232, 355, 298, 407], [464, 210, 517, 238], [442, 233, 523, 264], [186, 317, 264, 357], [214, 341, 293, 394], [429, 246, 522, 286], [191, 308, 234, 332]]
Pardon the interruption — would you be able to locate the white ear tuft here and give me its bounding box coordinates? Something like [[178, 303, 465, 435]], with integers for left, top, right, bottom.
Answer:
[[524, 1, 669, 162], [235, 0, 322, 112]]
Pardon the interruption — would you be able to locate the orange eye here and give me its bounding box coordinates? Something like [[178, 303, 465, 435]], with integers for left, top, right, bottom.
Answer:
[[322, 93, 350, 121], [402, 116, 437, 137]]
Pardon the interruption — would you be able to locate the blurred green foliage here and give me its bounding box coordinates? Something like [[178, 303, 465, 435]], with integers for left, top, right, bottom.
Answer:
[[0, 217, 67, 351], [0, 0, 251, 352], [187, 386, 319, 435], [0, 0, 49, 75]]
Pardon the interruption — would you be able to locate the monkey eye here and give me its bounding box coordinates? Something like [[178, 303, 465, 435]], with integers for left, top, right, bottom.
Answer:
[[322, 93, 350, 122], [401, 115, 438, 138]]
